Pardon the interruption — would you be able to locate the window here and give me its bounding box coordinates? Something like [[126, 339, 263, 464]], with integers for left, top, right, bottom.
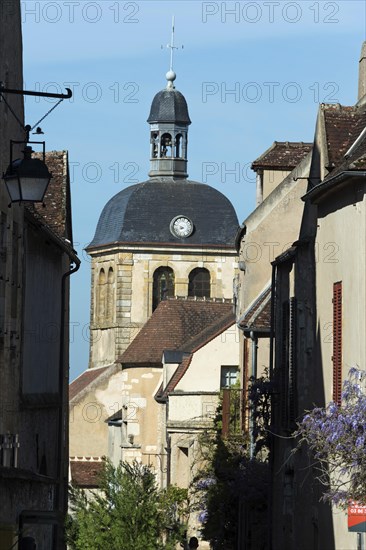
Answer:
[[188, 268, 210, 298], [175, 133, 182, 157], [153, 267, 175, 311], [160, 133, 172, 158], [150, 132, 158, 158], [220, 366, 238, 388], [333, 281, 342, 406], [106, 267, 114, 321], [280, 297, 297, 427], [97, 268, 106, 321]]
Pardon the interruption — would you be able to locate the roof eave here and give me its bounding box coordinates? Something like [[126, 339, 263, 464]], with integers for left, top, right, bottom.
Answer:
[[303, 170, 366, 203]]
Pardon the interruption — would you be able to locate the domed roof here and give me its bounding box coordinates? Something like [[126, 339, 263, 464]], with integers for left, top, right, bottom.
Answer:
[[147, 88, 191, 125], [88, 178, 238, 249]]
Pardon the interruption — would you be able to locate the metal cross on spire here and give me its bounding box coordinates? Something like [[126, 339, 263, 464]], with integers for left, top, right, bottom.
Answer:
[[164, 16, 183, 72]]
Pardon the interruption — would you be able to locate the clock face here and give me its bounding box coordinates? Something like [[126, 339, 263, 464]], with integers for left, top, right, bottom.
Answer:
[[170, 215, 194, 238]]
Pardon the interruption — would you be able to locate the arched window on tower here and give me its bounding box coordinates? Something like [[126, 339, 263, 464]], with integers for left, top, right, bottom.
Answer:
[[160, 133, 172, 158], [106, 267, 114, 321], [153, 267, 175, 311], [175, 133, 182, 158], [188, 268, 211, 298], [151, 132, 158, 158], [97, 268, 106, 321]]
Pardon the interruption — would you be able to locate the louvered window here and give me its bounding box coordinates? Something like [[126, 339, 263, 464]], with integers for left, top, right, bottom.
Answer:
[[332, 282, 342, 406], [188, 268, 211, 298], [153, 267, 175, 310]]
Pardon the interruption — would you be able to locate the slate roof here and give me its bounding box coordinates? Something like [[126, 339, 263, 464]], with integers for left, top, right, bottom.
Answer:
[[238, 286, 271, 332], [147, 88, 191, 125], [32, 150, 72, 241], [251, 142, 312, 171], [119, 298, 234, 366], [70, 459, 105, 488], [87, 178, 238, 249], [69, 365, 112, 401]]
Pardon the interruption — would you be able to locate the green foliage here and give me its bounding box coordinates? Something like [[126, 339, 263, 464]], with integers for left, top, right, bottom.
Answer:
[[66, 460, 188, 550], [192, 389, 269, 550]]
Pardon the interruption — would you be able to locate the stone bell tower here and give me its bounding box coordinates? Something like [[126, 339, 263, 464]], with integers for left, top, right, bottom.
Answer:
[[147, 69, 191, 179]]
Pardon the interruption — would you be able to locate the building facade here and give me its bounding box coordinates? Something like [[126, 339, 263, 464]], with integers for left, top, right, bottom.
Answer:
[[0, 4, 78, 548], [268, 43, 366, 550]]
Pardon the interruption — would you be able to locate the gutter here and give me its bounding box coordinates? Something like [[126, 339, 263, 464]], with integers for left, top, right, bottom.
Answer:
[[303, 170, 366, 203]]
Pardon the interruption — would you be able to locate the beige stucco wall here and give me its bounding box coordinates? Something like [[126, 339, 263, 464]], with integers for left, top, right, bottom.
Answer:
[[315, 183, 366, 550], [316, 187, 366, 401], [175, 327, 240, 393], [70, 367, 124, 457], [262, 168, 291, 201], [70, 364, 164, 468], [238, 155, 310, 315], [88, 246, 238, 368], [168, 394, 219, 424]]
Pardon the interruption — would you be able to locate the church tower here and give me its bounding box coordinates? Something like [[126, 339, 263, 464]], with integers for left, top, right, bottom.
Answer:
[[86, 64, 239, 369], [148, 69, 190, 178]]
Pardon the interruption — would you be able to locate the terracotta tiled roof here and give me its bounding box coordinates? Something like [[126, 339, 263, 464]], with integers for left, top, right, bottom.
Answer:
[[161, 354, 193, 398], [70, 459, 105, 488], [119, 298, 234, 366], [322, 104, 366, 170], [305, 104, 366, 200], [157, 310, 236, 400], [69, 365, 112, 401], [32, 150, 72, 240], [179, 310, 235, 353], [238, 286, 271, 331], [252, 142, 312, 171]]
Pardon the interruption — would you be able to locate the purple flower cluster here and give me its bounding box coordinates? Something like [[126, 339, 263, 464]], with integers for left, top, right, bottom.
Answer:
[[295, 368, 366, 507], [195, 477, 216, 490]]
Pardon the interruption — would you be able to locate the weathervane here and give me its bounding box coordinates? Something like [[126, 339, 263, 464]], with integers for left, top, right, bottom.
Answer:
[[162, 16, 183, 88]]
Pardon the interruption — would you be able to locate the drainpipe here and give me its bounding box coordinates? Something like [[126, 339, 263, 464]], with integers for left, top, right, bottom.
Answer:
[[54, 252, 80, 549], [249, 330, 258, 459], [268, 263, 276, 550]]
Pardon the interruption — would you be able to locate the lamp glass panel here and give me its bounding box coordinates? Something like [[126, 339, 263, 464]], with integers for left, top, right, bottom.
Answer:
[[18, 176, 50, 202], [4, 177, 21, 202]]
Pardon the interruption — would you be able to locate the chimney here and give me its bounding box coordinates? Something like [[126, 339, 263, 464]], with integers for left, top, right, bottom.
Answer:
[[358, 42, 366, 102]]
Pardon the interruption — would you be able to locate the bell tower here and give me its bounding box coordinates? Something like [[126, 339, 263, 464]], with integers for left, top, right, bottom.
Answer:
[[147, 20, 191, 179]]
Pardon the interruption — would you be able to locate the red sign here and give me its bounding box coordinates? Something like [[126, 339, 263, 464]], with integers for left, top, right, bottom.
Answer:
[[348, 503, 366, 532]]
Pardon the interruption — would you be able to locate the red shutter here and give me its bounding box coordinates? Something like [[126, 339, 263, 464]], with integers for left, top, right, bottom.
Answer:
[[332, 282, 342, 406], [289, 297, 297, 423]]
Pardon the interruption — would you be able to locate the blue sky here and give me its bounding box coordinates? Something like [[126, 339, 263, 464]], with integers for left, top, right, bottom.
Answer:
[[21, 0, 366, 380]]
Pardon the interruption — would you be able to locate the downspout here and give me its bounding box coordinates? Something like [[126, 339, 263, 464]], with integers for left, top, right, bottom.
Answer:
[[269, 263, 276, 379], [249, 330, 258, 460], [55, 251, 80, 550], [268, 263, 276, 550]]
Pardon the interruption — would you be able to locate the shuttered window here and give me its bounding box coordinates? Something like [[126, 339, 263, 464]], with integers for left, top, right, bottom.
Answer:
[[280, 298, 297, 428], [288, 297, 297, 424], [280, 301, 289, 427], [332, 282, 342, 406]]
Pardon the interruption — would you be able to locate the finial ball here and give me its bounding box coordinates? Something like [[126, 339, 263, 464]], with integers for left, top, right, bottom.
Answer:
[[166, 70, 176, 82]]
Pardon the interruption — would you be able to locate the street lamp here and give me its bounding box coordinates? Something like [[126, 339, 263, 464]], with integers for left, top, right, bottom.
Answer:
[[0, 84, 72, 204], [3, 139, 52, 203]]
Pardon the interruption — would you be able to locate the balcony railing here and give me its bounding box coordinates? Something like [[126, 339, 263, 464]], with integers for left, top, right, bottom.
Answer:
[[221, 388, 246, 438]]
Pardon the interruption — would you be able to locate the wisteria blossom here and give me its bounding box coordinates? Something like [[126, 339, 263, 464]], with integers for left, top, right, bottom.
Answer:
[[295, 368, 366, 508]]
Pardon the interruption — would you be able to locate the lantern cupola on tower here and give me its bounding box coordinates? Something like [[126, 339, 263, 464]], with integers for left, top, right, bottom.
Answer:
[[147, 20, 191, 178]]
